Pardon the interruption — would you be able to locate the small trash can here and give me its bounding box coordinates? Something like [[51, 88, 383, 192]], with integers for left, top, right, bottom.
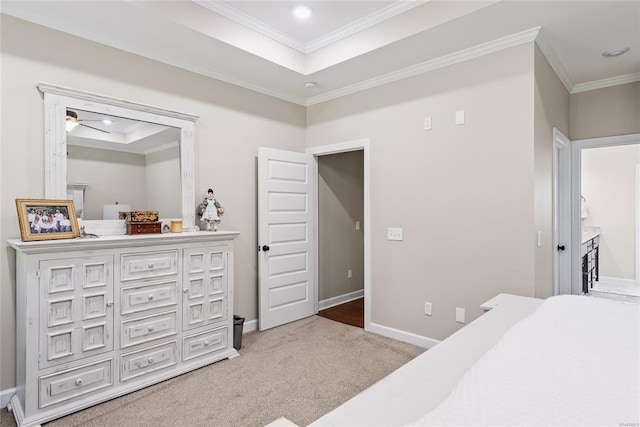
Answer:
[[233, 315, 245, 350]]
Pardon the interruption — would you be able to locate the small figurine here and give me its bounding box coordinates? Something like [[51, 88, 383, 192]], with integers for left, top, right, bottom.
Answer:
[[199, 188, 224, 231]]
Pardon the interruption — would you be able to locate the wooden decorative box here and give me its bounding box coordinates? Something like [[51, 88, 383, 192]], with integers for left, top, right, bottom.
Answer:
[[126, 221, 162, 235], [119, 211, 159, 223]]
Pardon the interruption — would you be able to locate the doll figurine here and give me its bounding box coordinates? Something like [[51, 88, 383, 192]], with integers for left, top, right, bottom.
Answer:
[[200, 188, 224, 231]]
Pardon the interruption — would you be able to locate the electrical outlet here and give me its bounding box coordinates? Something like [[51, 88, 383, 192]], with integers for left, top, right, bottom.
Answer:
[[347, 269, 353, 279], [424, 302, 432, 316], [456, 307, 466, 324], [387, 227, 403, 241], [355, 221, 361, 230]]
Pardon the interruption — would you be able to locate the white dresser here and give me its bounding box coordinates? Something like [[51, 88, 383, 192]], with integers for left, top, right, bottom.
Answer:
[[7, 231, 239, 427]]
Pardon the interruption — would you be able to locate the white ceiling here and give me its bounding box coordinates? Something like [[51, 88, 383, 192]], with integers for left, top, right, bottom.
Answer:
[[67, 109, 179, 154], [2, 1, 638, 106]]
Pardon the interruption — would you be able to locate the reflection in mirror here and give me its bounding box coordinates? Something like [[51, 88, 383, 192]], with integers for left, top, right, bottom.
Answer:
[[39, 82, 198, 234], [66, 109, 181, 220]]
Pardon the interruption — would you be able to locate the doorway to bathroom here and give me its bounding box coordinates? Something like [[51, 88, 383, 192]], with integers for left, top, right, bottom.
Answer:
[[572, 134, 640, 300]]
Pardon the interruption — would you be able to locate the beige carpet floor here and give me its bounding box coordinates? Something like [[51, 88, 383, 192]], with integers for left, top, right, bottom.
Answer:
[[1, 316, 423, 427]]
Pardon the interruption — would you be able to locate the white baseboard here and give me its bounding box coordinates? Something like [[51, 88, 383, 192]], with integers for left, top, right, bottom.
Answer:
[[598, 276, 637, 286], [368, 322, 440, 349], [1, 387, 15, 408], [318, 289, 364, 310], [243, 319, 258, 333]]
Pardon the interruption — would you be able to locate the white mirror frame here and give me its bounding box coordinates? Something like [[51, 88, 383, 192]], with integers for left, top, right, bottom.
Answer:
[[38, 82, 199, 233]]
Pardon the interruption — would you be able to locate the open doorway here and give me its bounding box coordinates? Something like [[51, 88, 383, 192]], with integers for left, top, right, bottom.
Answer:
[[565, 133, 640, 301], [581, 144, 640, 299], [307, 139, 371, 330], [315, 151, 365, 328]]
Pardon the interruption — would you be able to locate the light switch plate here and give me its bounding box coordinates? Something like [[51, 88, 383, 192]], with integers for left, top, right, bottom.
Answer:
[[424, 116, 432, 131], [455, 110, 465, 126]]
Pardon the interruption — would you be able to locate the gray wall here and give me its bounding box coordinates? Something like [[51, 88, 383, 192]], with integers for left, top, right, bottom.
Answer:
[[533, 45, 570, 298], [67, 146, 148, 219], [318, 151, 364, 301], [0, 15, 306, 390], [570, 82, 640, 140], [146, 145, 182, 218], [307, 43, 538, 341]]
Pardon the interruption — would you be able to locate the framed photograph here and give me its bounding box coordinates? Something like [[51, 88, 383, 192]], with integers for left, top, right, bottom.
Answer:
[[15, 199, 80, 242]]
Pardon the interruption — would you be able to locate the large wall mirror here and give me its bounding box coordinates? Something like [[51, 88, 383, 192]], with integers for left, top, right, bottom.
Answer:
[[39, 83, 199, 234]]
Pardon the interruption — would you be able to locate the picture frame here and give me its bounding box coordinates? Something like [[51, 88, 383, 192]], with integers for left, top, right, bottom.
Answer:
[[15, 198, 80, 242]]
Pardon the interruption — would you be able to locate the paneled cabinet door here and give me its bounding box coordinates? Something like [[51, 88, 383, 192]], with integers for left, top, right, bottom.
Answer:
[[182, 246, 228, 330], [39, 255, 114, 369]]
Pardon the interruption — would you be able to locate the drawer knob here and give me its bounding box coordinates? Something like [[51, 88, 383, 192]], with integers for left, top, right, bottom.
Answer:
[[148, 263, 154, 269], [148, 326, 155, 332], [75, 378, 83, 386], [183, 288, 189, 294], [106, 301, 114, 307], [148, 357, 154, 363], [204, 341, 209, 347], [148, 295, 154, 300]]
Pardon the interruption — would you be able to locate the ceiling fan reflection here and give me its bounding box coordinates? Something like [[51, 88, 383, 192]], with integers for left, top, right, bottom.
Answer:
[[66, 110, 110, 133]]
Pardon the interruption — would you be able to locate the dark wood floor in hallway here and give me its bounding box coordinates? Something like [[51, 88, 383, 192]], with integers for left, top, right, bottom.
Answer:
[[318, 298, 364, 328]]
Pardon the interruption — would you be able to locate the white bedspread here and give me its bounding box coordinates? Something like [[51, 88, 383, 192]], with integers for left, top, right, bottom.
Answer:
[[413, 295, 640, 426]]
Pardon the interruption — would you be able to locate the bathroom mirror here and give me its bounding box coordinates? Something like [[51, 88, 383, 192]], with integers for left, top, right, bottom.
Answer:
[[39, 83, 198, 234]]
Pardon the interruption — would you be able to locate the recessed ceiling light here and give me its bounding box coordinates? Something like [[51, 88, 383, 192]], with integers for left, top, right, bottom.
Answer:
[[602, 47, 630, 57], [102, 119, 113, 125], [293, 5, 312, 20]]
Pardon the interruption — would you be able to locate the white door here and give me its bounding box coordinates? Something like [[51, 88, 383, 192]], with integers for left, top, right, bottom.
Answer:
[[553, 129, 572, 295], [258, 147, 315, 330]]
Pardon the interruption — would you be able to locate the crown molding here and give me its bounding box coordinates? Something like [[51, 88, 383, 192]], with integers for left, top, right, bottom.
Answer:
[[571, 72, 640, 94], [191, 0, 426, 55], [306, 26, 541, 106], [191, 0, 306, 53], [305, 1, 427, 53], [534, 31, 573, 93]]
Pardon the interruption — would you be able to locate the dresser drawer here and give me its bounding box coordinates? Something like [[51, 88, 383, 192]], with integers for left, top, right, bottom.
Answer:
[[121, 280, 178, 315], [120, 341, 177, 382], [182, 326, 227, 361], [121, 311, 177, 348], [39, 359, 113, 408], [121, 250, 178, 282]]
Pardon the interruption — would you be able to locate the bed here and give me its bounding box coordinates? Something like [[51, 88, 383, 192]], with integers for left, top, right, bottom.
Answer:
[[310, 294, 640, 426]]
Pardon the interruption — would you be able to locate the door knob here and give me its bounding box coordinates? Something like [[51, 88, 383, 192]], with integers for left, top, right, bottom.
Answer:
[[557, 245, 566, 251], [262, 245, 270, 252]]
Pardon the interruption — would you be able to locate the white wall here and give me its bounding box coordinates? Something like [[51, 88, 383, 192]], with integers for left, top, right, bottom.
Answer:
[[0, 15, 306, 391], [307, 43, 537, 341], [581, 145, 639, 280]]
